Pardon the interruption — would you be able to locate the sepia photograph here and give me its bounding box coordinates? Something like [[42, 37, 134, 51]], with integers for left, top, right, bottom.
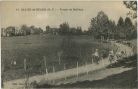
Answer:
[[0, 0, 137, 89]]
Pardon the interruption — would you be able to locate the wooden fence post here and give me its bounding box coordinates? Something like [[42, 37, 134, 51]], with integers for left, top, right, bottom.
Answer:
[[85, 61, 88, 75], [43, 56, 48, 80], [64, 64, 66, 80], [59, 56, 61, 65], [91, 57, 93, 64], [52, 65, 55, 84], [76, 61, 78, 78], [43, 56, 47, 74], [24, 58, 28, 89]]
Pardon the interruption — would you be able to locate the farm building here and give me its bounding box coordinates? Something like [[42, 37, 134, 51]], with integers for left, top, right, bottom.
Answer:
[[1, 28, 7, 37]]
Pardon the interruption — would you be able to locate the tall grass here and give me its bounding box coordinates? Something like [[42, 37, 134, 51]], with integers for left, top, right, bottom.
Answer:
[[1, 35, 117, 81]]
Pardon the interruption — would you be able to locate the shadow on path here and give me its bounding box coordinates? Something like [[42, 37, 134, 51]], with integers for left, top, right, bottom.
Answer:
[[107, 54, 137, 68]]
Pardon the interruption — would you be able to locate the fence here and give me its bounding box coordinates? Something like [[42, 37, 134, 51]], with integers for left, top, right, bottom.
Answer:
[[3, 42, 133, 89]]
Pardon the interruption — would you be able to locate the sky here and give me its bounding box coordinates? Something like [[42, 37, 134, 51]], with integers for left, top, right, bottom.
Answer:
[[0, 1, 131, 31]]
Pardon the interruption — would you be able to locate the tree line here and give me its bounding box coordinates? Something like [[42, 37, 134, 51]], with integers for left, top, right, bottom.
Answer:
[[1, 1, 137, 40], [1, 13, 136, 40], [88, 11, 137, 40], [1, 25, 43, 37], [45, 22, 83, 35], [45, 10, 136, 40]]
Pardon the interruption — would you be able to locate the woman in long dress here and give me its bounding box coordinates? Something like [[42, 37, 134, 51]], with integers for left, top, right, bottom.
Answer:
[[92, 49, 100, 64]]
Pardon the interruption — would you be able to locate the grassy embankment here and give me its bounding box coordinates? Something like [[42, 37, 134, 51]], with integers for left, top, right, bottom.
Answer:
[[1, 35, 117, 81]]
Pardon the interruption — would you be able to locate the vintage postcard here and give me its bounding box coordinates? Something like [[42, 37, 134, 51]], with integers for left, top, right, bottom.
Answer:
[[0, 0, 137, 89]]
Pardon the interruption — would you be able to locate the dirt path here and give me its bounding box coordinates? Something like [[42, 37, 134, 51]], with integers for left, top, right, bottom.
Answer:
[[56, 67, 132, 85], [3, 42, 133, 89], [55, 41, 134, 85]]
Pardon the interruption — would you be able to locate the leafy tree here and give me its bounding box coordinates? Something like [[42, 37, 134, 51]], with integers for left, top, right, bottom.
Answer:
[[70, 27, 76, 35], [33, 27, 43, 34], [59, 22, 70, 35], [89, 11, 110, 39], [123, 1, 137, 19], [88, 17, 98, 36], [124, 17, 133, 39], [21, 25, 30, 35], [76, 26, 82, 35], [117, 17, 124, 27], [6, 26, 16, 36], [97, 11, 109, 36], [108, 20, 116, 39], [45, 25, 50, 34], [131, 23, 137, 39], [117, 17, 126, 39], [125, 17, 133, 26], [116, 16, 135, 39], [123, 1, 137, 39]]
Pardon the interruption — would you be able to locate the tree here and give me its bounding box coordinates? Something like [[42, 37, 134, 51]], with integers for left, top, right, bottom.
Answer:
[[34, 27, 43, 34], [123, 1, 137, 39], [21, 25, 30, 35], [59, 22, 70, 35], [123, 1, 137, 19], [116, 17, 134, 39], [131, 22, 137, 39], [88, 17, 97, 36], [117, 17, 124, 27], [45, 25, 50, 34], [89, 11, 110, 39], [6, 26, 16, 36], [76, 26, 82, 35], [97, 11, 109, 36], [125, 17, 133, 26], [124, 17, 133, 39], [116, 17, 126, 39], [70, 27, 76, 35], [108, 20, 116, 39]]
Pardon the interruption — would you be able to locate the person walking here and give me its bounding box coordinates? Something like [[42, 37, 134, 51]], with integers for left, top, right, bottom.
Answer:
[[93, 49, 100, 64]]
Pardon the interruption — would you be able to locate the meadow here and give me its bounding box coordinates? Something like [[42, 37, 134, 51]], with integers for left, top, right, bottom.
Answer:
[[1, 34, 117, 81]]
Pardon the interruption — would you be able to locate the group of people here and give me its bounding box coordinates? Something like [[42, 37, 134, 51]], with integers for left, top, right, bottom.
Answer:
[[92, 48, 126, 64]]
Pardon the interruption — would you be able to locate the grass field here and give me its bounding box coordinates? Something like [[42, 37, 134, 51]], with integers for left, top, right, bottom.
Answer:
[[1, 34, 117, 81]]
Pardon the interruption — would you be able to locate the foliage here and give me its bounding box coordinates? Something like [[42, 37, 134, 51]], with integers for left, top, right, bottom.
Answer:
[[45, 25, 51, 34], [89, 11, 136, 40], [123, 1, 137, 19], [89, 11, 116, 39], [30, 26, 43, 34], [21, 25, 31, 35], [2, 25, 43, 37], [45, 22, 83, 35], [59, 22, 70, 35], [5, 26, 16, 36]]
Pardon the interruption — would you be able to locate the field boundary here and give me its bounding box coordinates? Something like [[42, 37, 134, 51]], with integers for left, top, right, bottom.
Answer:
[[3, 41, 134, 89]]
